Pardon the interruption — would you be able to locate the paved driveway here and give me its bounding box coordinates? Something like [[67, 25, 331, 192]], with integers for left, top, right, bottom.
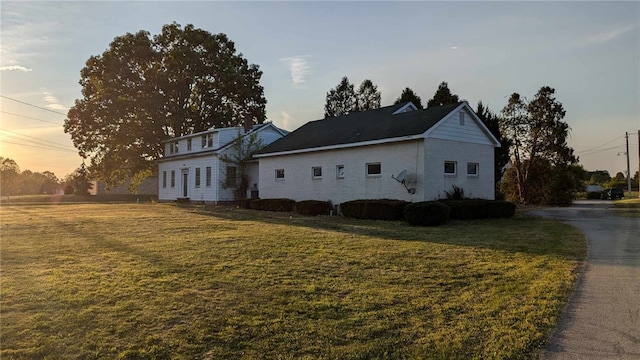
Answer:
[[530, 200, 640, 359]]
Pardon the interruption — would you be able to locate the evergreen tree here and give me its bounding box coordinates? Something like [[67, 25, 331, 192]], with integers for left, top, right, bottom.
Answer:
[[356, 79, 381, 111], [394, 87, 423, 109], [324, 76, 357, 117], [476, 101, 511, 192], [427, 81, 460, 107]]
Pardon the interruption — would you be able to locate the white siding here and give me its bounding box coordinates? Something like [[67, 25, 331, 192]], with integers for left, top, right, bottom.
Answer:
[[258, 140, 425, 205], [428, 108, 494, 145], [158, 155, 221, 202], [424, 137, 495, 200]]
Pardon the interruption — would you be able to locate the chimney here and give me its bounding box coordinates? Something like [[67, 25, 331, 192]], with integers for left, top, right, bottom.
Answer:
[[243, 112, 253, 133]]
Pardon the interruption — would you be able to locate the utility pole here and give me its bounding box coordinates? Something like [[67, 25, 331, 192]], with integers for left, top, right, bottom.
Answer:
[[625, 132, 632, 198]]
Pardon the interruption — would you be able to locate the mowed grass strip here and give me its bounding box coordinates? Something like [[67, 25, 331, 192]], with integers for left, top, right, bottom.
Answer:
[[1, 204, 585, 359]]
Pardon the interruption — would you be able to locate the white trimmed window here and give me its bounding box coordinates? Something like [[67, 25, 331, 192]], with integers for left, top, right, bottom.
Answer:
[[275, 169, 285, 180], [205, 167, 212, 187], [467, 163, 479, 177], [444, 161, 457, 176], [187, 138, 192, 151], [195, 167, 201, 188], [336, 165, 345, 179], [312, 166, 322, 179], [162, 171, 167, 188], [170, 170, 176, 187], [459, 111, 465, 125], [366, 162, 381, 177], [226, 166, 237, 187]]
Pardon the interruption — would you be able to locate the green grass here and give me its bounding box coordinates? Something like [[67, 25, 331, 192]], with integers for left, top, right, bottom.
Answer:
[[613, 198, 640, 217], [1, 204, 586, 359]]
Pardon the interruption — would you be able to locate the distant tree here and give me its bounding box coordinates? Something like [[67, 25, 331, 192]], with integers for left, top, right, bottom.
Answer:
[[427, 81, 460, 108], [499, 86, 580, 205], [0, 157, 21, 198], [65, 23, 267, 188], [324, 76, 357, 117], [64, 163, 92, 196], [476, 101, 511, 193], [586, 170, 611, 185], [219, 129, 264, 199], [605, 172, 628, 189], [394, 87, 423, 109], [356, 79, 381, 111]]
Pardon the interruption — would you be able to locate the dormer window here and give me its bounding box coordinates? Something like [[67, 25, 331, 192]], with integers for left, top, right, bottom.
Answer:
[[392, 102, 418, 115], [201, 134, 213, 148]]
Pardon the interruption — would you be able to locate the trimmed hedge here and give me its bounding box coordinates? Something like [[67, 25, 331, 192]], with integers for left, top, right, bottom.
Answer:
[[340, 199, 408, 221], [404, 201, 450, 226], [237, 198, 253, 209], [249, 198, 295, 212], [296, 200, 333, 216], [438, 199, 515, 220]]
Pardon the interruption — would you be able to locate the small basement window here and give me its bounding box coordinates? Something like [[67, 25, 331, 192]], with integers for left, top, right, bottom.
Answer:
[[366, 162, 381, 176], [444, 161, 457, 176], [312, 166, 322, 179], [275, 169, 285, 180], [467, 163, 479, 177]]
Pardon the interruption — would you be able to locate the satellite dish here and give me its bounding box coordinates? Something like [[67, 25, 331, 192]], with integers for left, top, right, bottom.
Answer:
[[393, 170, 407, 183]]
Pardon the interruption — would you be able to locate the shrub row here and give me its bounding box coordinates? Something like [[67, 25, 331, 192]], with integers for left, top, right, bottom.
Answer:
[[237, 198, 333, 216], [340, 199, 408, 221], [339, 198, 516, 226]]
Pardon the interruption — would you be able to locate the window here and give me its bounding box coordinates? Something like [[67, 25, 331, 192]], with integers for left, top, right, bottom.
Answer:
[[467, 163, 479, 177], [201, 134, 213, 148], [459, 111, 465, 125], [366, 162, 381, 176], [275, 169, 285, 180], [336, 165, 345, 179], [187, 138, 192, 151], [168, 142, 174, 155], [170, 170, 176, 187], [162, 171, 167, 188], [226, 166, 237, 187], [173, 141, 179, 153], [312, 166, 322, 179], [205, 167, 212, 187], [444, 161, 457, 176], [195, 167, 201, 188]]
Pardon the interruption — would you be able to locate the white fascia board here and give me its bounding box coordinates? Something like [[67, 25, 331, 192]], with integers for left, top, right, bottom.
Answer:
[[253, 134, 424, 158], [423, 102, 502, 148], [392, 102, 418, 114]]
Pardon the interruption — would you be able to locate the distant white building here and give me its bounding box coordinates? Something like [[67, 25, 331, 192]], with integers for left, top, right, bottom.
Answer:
[[157, 123, 286, 202], [254, 102, 501, 205]]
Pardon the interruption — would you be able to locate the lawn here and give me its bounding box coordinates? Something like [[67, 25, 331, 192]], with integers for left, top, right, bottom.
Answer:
[[1, 203, 586, 359]]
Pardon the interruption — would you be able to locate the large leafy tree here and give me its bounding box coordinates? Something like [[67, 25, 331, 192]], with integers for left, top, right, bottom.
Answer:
[[356, 79, 381, 111], [427, 81, 460, 108], [324, 76, 357, 117], [0, 157, 21, 197], [476, 101, 511, 192], [394, 87, 423, 109], [65, 23, 267, 187], [499, 86, 579, 204]]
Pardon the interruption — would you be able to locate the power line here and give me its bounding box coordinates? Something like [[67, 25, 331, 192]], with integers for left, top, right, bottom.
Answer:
[[1, 139, 78, 153], [576, 134, 625, 154], [0, 95, 68, 116], [0, 128, 76, 150], [0, 111, 64, 126]]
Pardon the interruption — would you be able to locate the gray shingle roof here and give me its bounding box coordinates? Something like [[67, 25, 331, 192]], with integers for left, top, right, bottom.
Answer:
[[256, 102, 463, 155]]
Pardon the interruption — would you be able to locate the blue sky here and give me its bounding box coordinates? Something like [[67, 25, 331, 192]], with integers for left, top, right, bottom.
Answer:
[[1, 1, 638, 179]]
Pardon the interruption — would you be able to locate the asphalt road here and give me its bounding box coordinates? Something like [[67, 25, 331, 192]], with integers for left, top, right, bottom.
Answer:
[[530, 200, 640, 359]]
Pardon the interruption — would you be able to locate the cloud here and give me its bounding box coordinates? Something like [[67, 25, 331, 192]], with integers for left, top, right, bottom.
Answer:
[[280, 55, 311, 86], [41, 89, 67, 111], [0, 65, 32, 72], [583, 25, 635, 46], [450, 46, 458, 50], [280, 111, 294, 130]]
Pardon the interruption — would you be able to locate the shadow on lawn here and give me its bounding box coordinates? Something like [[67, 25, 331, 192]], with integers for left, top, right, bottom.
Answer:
[[181, 204, 585, 260]]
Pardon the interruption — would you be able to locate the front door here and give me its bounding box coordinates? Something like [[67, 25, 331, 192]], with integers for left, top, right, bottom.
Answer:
[[182, 170, 189, 198]]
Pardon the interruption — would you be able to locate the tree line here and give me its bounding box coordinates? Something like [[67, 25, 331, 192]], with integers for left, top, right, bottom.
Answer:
[[0, 157, 92, 197]]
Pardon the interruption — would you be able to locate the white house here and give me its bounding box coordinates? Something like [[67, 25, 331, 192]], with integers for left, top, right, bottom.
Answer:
[[157, 123, 287, 202], [254, 102, 500, 205]]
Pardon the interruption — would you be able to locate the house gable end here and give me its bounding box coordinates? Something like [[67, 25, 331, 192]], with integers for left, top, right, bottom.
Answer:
[[424, 103, 501, 147]]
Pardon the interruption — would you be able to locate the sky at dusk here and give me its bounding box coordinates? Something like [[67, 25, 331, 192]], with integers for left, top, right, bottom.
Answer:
[[1, 1, 639, 180]]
